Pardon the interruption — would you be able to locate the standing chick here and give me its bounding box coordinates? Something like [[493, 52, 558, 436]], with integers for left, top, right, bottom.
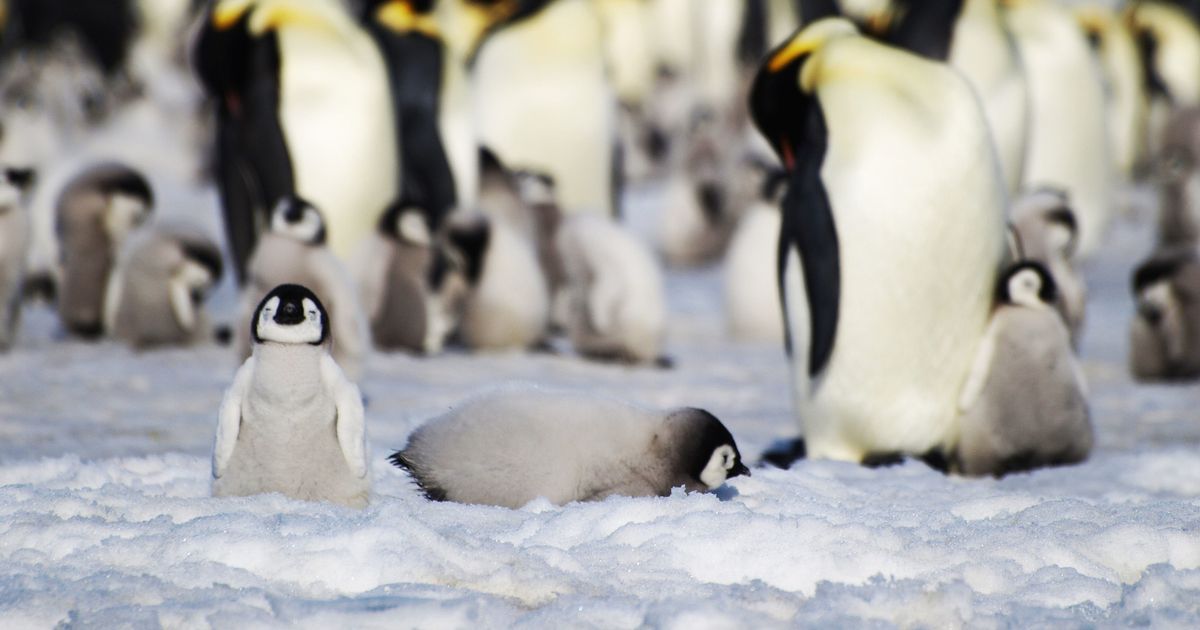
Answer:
[[103, 222, 224, 349], [55, 162, 154, 338], [557, 213, 668, 366], [391, 387, 749, 508], [955, 262, 1093, 477], [0, 167, 35, 349], [237, 196, 371, 381], [1009, 188, 1087, 343], [214, 284, 369, 508]]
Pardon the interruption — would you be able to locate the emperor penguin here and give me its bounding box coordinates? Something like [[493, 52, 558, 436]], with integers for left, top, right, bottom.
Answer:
[[798, 0, 1029, 192], [0, 167, 34, 350], [354, 202, 457, 354], [1009, 188, 1087, 344], [471, 0, 619, 216], [191, 0, 398, 280], [556, 213, 669, 365], [1153, 107, 1200, 247], [749, 19, 1007, 464], [390, 387, 749, 508], [213, 283, 369, 508], [1129, 244, 1200, 381], [955, 261, 1093, 477], [360, 0, 476, 225], [1004, 0, 1113, 258], [55, 162, 154, 339], [236, 196, 371, 381], [1075, 4, 1149, 183], [103, 221, 224, 349], [440, 212, 549, 351], [724, 168, 787, 343], [1131, 1, 1200, 157]]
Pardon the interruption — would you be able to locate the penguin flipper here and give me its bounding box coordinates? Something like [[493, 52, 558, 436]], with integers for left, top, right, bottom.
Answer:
[[958, 320, 998, 413], [322, 354, 368, 479], [214, 357, 255, 478]]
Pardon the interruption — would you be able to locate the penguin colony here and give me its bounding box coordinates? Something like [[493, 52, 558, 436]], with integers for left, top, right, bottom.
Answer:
[[0, 1, 1196, 509]]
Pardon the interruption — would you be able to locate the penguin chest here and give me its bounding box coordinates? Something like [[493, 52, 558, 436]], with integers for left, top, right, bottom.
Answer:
[[275, 30, 398, 259]]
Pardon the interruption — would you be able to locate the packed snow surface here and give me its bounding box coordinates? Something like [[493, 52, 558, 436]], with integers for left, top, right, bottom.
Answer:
[[2, 185, 1199, 626]]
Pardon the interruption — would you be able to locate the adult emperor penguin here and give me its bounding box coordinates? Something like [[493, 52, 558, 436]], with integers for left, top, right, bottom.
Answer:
[[236, 196, 371, 381], [390, 387, 749, 508], [360, 0, 475, 227], [214, 284, 369, 508], [1129, 244, 1200, 381], [0, 167, 34, 350], [103, 221, 224, 349], [1004, 0, 1112, 258], [55, 162, 154, 339], [1076, 4, 1149, 182], [354, 202, 458, 354], [1009, 188, 1087, 344], [192, 0, 398, 279], [440, 212, 549, 351], [471, 0, 619, 216], [798, 0, 1029, 192], [749, 19, 1007, 464], [955, 262, 1092, 477]]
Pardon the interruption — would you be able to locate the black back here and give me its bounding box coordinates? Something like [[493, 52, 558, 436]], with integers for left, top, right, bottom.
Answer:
[[193, 6, 296, 285], [750, 43, 841, 378], [364, 4, 457, 233]]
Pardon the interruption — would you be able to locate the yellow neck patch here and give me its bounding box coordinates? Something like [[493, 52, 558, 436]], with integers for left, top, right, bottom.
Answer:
[[377, 0, 441, 38], [768, 18, 857, 75], [213, 0, 256, 31]]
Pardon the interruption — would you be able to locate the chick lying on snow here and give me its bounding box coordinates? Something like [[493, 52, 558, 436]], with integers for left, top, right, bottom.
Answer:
[[390, 387, 749, 508]]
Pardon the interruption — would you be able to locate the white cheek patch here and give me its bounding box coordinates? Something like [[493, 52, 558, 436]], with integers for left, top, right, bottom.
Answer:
[[1008, 269, 1046, 309], [1044, 223, 1075, 259], [699, 444, 737, 489], [397, 211, 431, 246], [1142, 282, 1187, 362], [104, 195, 150, 244], [0, 182, 19, 209], [271, 206, 324, 243]]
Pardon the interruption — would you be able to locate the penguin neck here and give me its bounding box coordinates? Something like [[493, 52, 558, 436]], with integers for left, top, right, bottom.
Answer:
[[251, 342, 327, 399]]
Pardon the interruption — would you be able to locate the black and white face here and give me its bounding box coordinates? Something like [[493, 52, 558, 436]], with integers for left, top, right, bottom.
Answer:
[[1007, 267, 1047, 309], [270, 197, 326, 245], [699, 444, 750, 489], [252, 285, 328, 345], [999, 262, 1057, 309]]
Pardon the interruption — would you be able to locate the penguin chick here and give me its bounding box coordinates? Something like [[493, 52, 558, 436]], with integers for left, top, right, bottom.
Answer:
[[0, 167, 35, 350], [103, 221, 224, 349], [557, 213, 668, 365], [1009, 187, 1087, 343], [441, 212, 549, 351], [236, 196, 371, 381], [54, 162, 154, 338], [955, 262, 1093, 477], [1129, 244, 1200, 381], [1153, 107, 1200, 247], [390, 387, 749, 508], [355, 202, 457, 354], [511, 169, 566, 301], [724, 166, 786, 343], [213, 284, 369, 508], [657, 113, 739, 268]]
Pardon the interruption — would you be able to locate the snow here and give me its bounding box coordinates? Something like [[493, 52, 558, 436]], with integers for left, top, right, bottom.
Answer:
[[2, 35, 1200, 630]]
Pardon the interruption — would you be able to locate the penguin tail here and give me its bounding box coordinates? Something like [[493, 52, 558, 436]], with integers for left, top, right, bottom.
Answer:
[[389, 450, 446, 501]]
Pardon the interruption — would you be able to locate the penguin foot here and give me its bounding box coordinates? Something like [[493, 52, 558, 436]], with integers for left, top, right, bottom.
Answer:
[[861, 452, 906, 468], [760, 438, 806, 469]]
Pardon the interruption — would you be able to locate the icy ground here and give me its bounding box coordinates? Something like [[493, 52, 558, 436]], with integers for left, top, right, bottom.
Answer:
[[2, 184, 1200, 627]]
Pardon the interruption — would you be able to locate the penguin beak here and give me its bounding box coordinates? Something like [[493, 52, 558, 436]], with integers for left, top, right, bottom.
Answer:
[[730, 461, 751, 479], [213, 0, 254, 30]]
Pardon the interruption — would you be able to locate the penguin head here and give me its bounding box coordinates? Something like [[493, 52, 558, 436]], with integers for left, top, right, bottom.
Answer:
[[998, 261, 1057, 309], [180, 241, 226, 304], [750, 18, 856, 170], [802, 0, 965, 60], [668, 408, 750, 490], [1011, 187, 1079, 260], [379, 201, 433, 247], [513, 170, 562, 236], [251, 283, 329, 346], [101, 169, 154, 244], [270, 196, 326, 245]]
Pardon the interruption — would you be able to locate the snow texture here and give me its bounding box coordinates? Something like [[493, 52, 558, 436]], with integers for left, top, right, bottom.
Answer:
[[2, 186, 1200, 627]]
